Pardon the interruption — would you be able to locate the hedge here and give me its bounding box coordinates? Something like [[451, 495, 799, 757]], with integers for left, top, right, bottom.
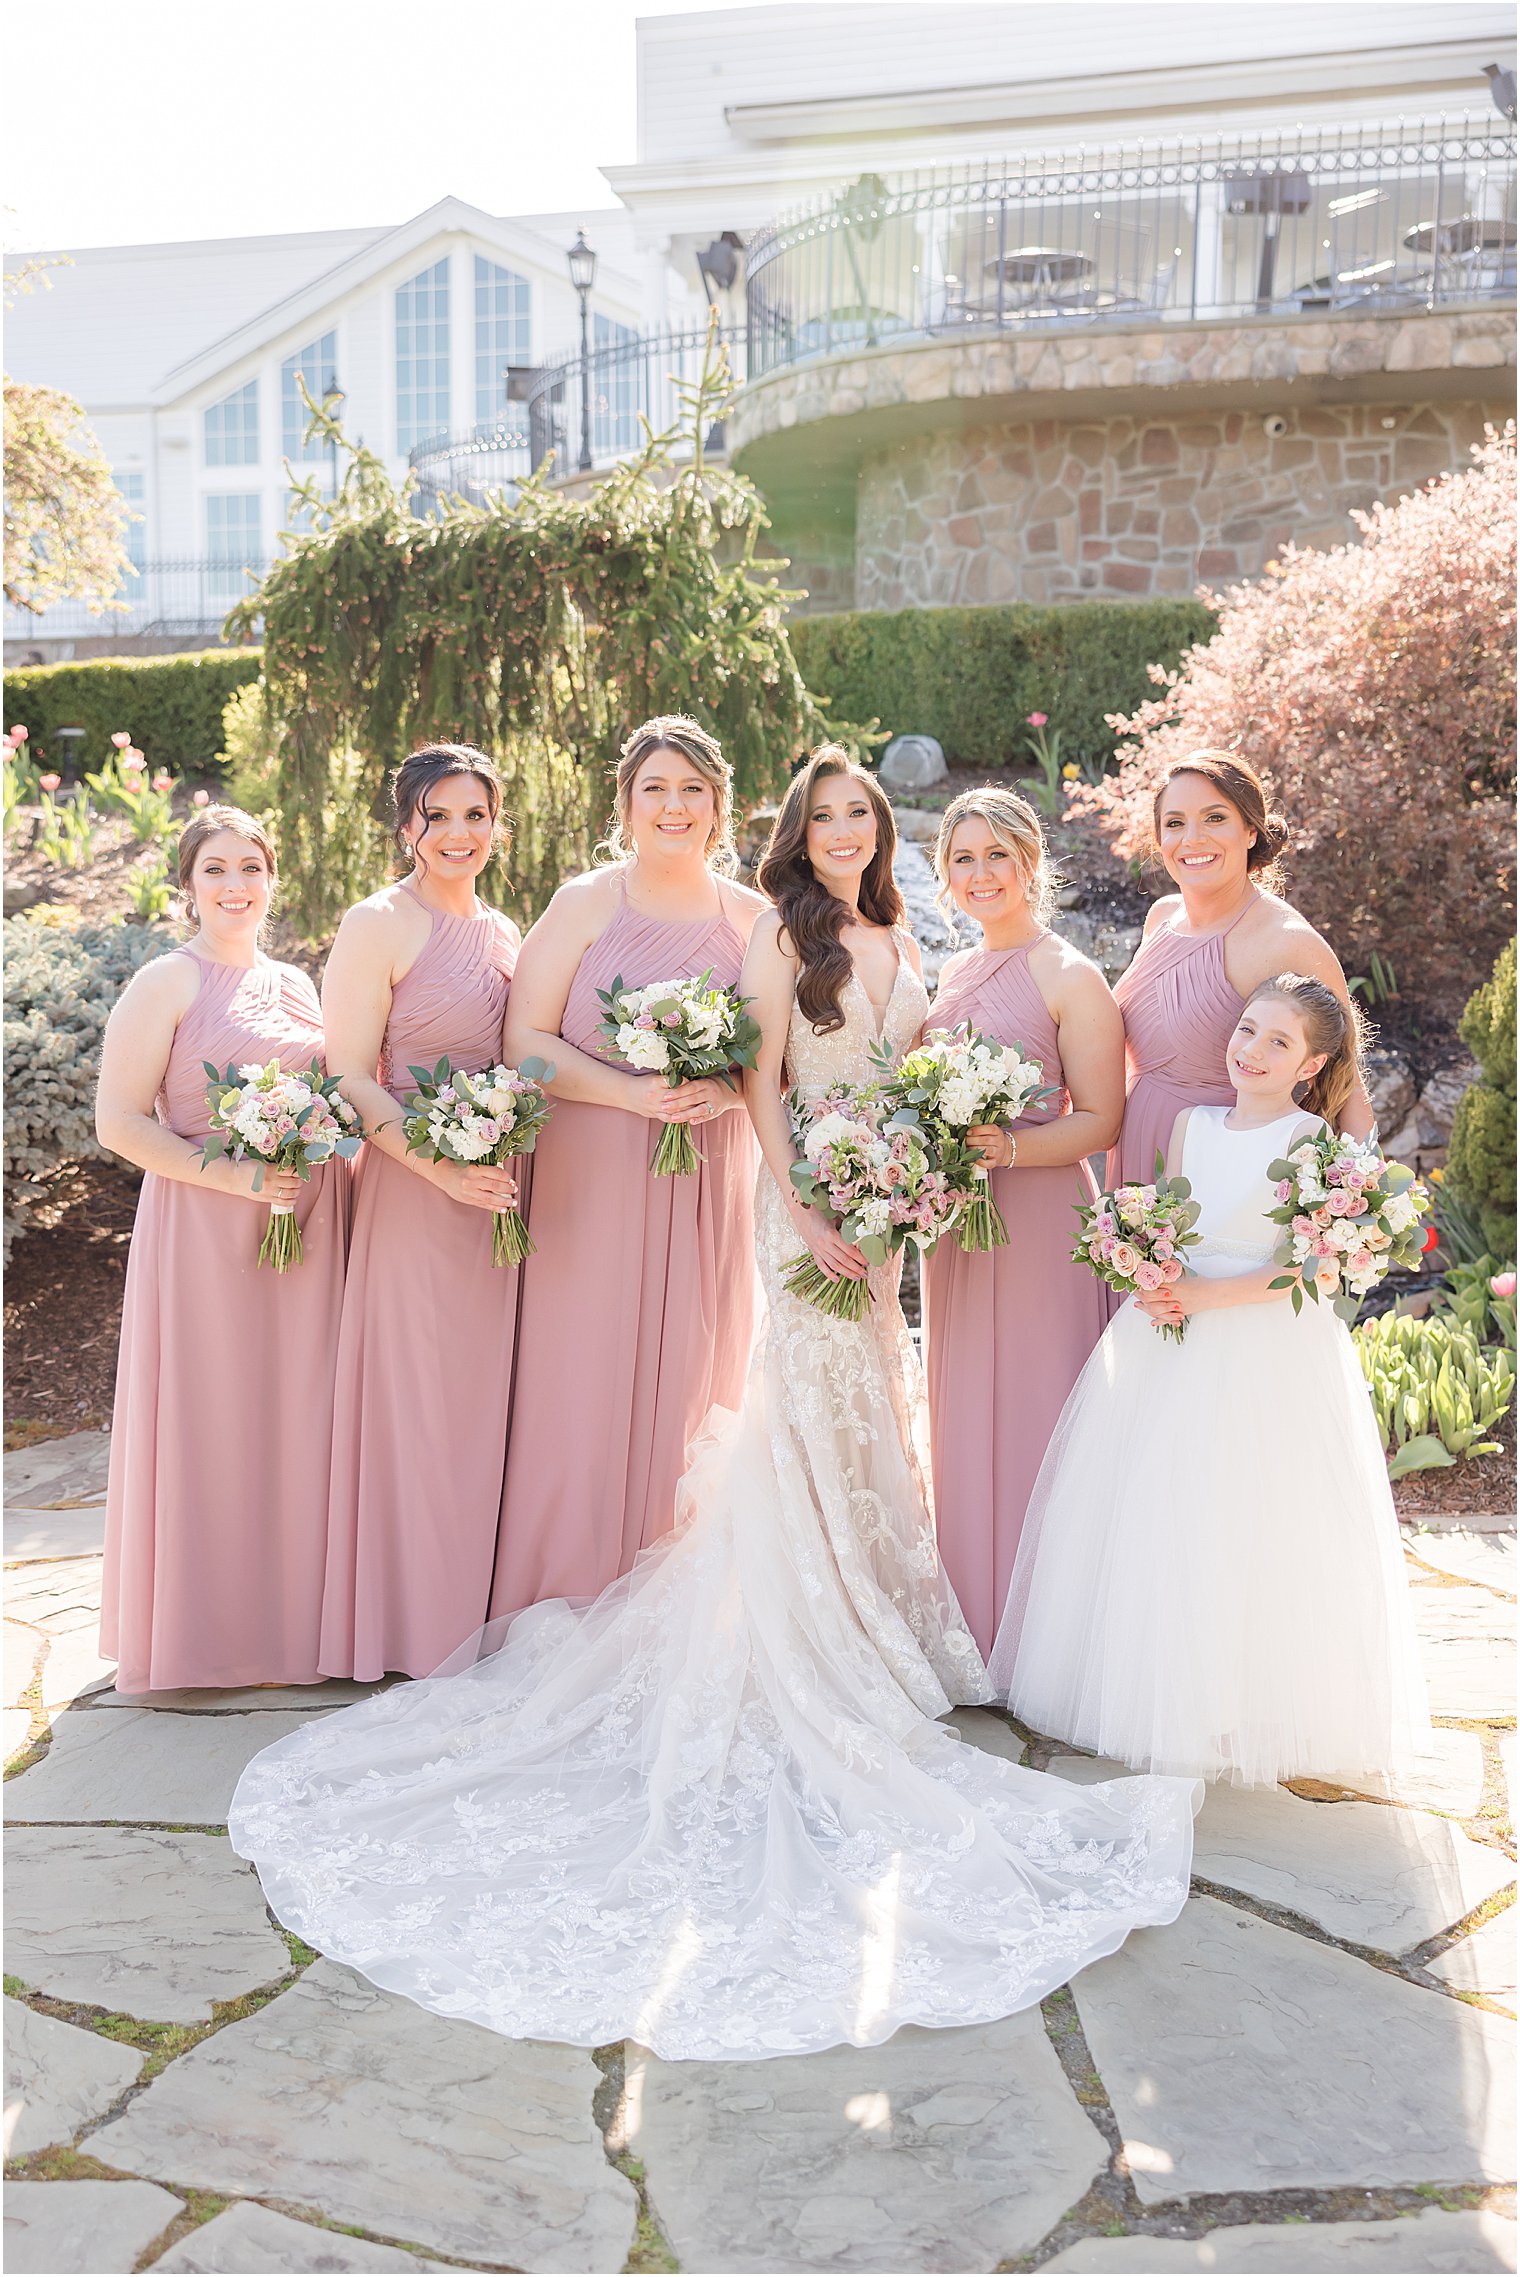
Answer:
[[788, 600, 1217, 769], [1446, 939, 1517, 1259], [3, 650, 264, 775]]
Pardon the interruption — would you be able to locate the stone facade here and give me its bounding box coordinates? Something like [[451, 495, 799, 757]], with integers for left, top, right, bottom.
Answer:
[[854, 397, 1502, 609]]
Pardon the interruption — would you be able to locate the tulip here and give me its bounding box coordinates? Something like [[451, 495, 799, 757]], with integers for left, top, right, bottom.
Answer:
[[9, 725, 28, 744], [1062, 762, 1079, 779], [192, 788, 211, 807], [38, 772, 61, 792], [111, 731, 132, 749], [123, 748, 146, 770], [152, 772, 173, 793], [1492, 1272, 1517, 1298], [1027, 712, 1048, 728]]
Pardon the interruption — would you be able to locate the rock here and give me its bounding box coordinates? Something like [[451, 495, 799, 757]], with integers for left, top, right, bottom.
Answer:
[[1417, 1061, 1480, 1150], [1041, 2208, 1518, 2271], [1050, 909, 1143, 985], [3, 1705, 319, 1826], [3, 1998, 143, 2157], [626, 2013, 1106, 2273], [1073, 1897, 1517, 2201], [3, 1432, 112, 1511], [153, 2200, 458, 2271], [1411, 1586, 1517, 1718], [891, 804, 941, 844], [1406, 1529, 1516, 1595], [3, 1556, 103, 1636], [1191, 1783, 1514, 1952], [1364, 1046, 1417, 1133], [97, 1679, 388, 1713], [3, 2179, 183, 2275], [5, 1827, 291, 2022], [5, 1619, 41, 1708], [88, 1962, 637, 2273], [893, 841, 959, 989], [879, 734, 948, 792], [1428, 1911, 1518, 2008]]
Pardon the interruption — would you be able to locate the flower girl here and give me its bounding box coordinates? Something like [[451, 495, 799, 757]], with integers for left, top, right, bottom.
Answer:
[[990, 972, 1431, 1787]]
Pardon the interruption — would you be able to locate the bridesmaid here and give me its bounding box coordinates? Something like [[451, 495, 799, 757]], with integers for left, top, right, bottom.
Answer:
[[922, 788, 1122, 1661], [97, 806, 346, 1694], [318, 746, 522, 1681], [493, 716, 765, 1616], [1109, 750, 1374, 1189]]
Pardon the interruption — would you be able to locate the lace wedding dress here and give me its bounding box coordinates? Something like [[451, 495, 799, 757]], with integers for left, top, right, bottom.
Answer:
[[230, 944, 1198, 2061]]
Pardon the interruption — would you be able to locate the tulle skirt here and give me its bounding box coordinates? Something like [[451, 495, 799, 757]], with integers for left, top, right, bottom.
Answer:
[[990, 1294, 1431, 1788]]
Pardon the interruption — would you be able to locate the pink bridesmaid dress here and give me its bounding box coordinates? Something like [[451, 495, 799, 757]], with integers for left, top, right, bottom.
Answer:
[[921, 943, 1108, 1660], [318, 895, 519, 1681], [490, 877, 758, 1618], [101, 954, 346, 1695], [1107, 906, 1251, 1189]]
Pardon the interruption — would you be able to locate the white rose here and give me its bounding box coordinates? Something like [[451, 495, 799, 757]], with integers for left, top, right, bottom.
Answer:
[[1382, 1191, 1418, 1233]]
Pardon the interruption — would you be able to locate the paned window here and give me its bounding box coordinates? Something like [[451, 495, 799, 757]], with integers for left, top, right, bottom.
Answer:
[[114, 470, 147, 573], [204, 379, 259, 466], [474, 255, 530, 426], [205, 493, 263, 595], [592, 312, 638, 459], [396, 259, 450, 455], [281, 331, 338, 463]]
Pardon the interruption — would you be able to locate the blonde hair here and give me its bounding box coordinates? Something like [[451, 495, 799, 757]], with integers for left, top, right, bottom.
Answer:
[[1246, 971, 1364, 1129], [933, 785, 1057, 930], [600, 715, 737, 875], [176, 804, 277, 933]]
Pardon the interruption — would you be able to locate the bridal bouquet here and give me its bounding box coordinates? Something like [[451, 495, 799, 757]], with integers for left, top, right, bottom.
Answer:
[[786, 1084, 961, 1321], [1266, 1131, 1430, 1321], [401, 1057, 554, 1266], [596, 969, 762, 1177], [872, 1022, 1054, 1252], [1073, 1162, 1202, 1342], [200, 1058, 363, 1272]]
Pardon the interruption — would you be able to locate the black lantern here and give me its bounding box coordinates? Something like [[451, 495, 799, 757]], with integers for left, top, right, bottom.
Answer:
[[567, 231, 597, 471]]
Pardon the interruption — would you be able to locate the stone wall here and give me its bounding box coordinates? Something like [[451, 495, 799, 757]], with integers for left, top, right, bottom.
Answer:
[[854, 396, 1504, 609]]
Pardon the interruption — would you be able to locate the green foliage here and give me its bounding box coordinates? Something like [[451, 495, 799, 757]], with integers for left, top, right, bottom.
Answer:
[[216, 678, 277, 819], [3, 915, 175, 1257], [2, 651, 263, 775], [1432, 1257, 1517, 1353], [1446, 940, 1516, 1256], [233, 337, 840, 935], [1354, 1311, 1515, 1475], [786, 599, 1216, 771]]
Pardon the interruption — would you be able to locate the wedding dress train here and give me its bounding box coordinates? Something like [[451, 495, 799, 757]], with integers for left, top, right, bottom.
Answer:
[[230, 948, 1198, 2060]]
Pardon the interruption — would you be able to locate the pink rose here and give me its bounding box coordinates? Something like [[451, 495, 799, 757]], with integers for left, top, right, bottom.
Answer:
[[1027, 711, 1048, 728], [1110, 1240, 1141, 1279], [38, 772, 61, 792], [1311, 1236, 1336, 1258], [475, 1119, 501, 1146], [1292, 1214, 1316, 1236], [1274, 1179, 1292, 1203], [1153, 1239, 1175, 1261], [1326, 1189, 1359, 1216], [1161, 1257, 1185, 1283], [192, 788, 210, 807], [1348, 1250, 1375, 1277], [111, 730, 132, 749], [1133, 1258, 1165, 1292], [1492, 1272, 1517, 1298]]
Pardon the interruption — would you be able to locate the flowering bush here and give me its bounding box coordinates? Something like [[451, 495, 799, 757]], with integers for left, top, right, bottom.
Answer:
[[1075, 427, 1516, 1007]]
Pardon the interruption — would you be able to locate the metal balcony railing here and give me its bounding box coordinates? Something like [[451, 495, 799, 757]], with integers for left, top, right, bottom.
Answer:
[[743, 116, 1517, 376], [3, 559, 270, 646]]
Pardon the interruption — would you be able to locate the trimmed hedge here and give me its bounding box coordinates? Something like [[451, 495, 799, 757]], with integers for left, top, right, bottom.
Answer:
[[3, 650, 263, 775], [789, 600, 1217, 769]]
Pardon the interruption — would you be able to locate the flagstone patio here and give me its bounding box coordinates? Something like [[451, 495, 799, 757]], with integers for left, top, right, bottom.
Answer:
[[4, 1433, 1515, 2275]]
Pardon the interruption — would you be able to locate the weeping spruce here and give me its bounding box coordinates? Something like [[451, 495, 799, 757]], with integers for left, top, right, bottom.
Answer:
[[227, 342, 848, 936]]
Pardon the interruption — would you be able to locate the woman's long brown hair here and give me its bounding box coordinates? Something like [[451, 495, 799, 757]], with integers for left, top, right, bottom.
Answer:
[[756, 746, 904, 1034]]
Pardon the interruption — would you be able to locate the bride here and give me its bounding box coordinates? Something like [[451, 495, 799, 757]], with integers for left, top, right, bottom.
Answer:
[[230, 746, 1198, 2062]]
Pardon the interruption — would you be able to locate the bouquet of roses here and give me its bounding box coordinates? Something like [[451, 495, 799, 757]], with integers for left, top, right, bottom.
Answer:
[[1266, 1130, 1430, 1321], [785, 1083, 962, 1321], [872, 1021, 1054, 1252], [200, 1058, 363, 1272], [401, 1057, 554, 1266], [596, 969, 762, 1177], [1073, 1161, 1202, 1342]]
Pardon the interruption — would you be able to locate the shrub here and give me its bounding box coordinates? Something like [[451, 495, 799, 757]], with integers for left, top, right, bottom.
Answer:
[[788, 599, 1216, 771], [2, 651, 263, 776], [1355, 1311, 1515, 1477], [3, 914, 175, 1257], [1445, 938, 1516, 1259], [1078, 427, 1516, 1006]]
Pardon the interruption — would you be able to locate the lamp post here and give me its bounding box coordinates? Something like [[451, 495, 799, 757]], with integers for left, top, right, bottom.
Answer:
[[322, 373, 343, 499], [567, 230, 597, 472]]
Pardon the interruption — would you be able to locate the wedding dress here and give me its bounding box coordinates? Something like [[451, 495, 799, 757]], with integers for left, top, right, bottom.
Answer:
[[230, 944, 1199, 2061]]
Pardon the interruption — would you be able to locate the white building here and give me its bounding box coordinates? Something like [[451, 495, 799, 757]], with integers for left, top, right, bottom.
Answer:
[[6, 0, 1515, 653]]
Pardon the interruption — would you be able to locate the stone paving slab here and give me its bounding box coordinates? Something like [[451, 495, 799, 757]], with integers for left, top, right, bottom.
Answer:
[[1427, 1909, 1518, 2008], [153, 2201, 462, 2272], [87, 1962, 637, 2273], [5, 1618, 42, 1707], [3, 1432, 112, 1509], [1072, 1898, 1517, 2202], [944, 1707, 1028, 1763], [2, 1705, 318, 1825], [1406, 1529, 1516, 1595], [3, 2178, 183, 2276], [1412, 1587, 1516, 1719], [39, 1626, 118, 1710], [5, 1827, 291, 2022], [96, 1679, 387, 1713], [1192, 1782, 1515, 1952], [5, 1706, 33, 1761], [627, 2013, 1107, 2273], [1041, 2207, 1518, 2271], [3, 1556, 104, 1635], [3, 1997, 143, 2157], [1329, 1728, 1487, 1820], [5, 1509, 109, 1561]]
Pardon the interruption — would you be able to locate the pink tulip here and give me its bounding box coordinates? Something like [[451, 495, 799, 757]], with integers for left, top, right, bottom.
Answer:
[[111, 731, 132, 749], [1027, 712, 1048, 728], [192, 788, 210, 807], [9, 724, 28, 744], [152, 772, 173, 793], [1492, 1272, 1517, 1298], [123, 748, 145, 771], [38, 772, 61, 792]]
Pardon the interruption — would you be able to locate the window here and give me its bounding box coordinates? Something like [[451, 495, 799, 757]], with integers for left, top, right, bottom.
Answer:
[[205, 493, 263, 595], [592, 312, 638, 459], [114, 470, 147, 574], [396, 258, 450, 456], [281, 331, 338, 464], [474, 255, 530, 426], [204, 379, 259, 467]]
